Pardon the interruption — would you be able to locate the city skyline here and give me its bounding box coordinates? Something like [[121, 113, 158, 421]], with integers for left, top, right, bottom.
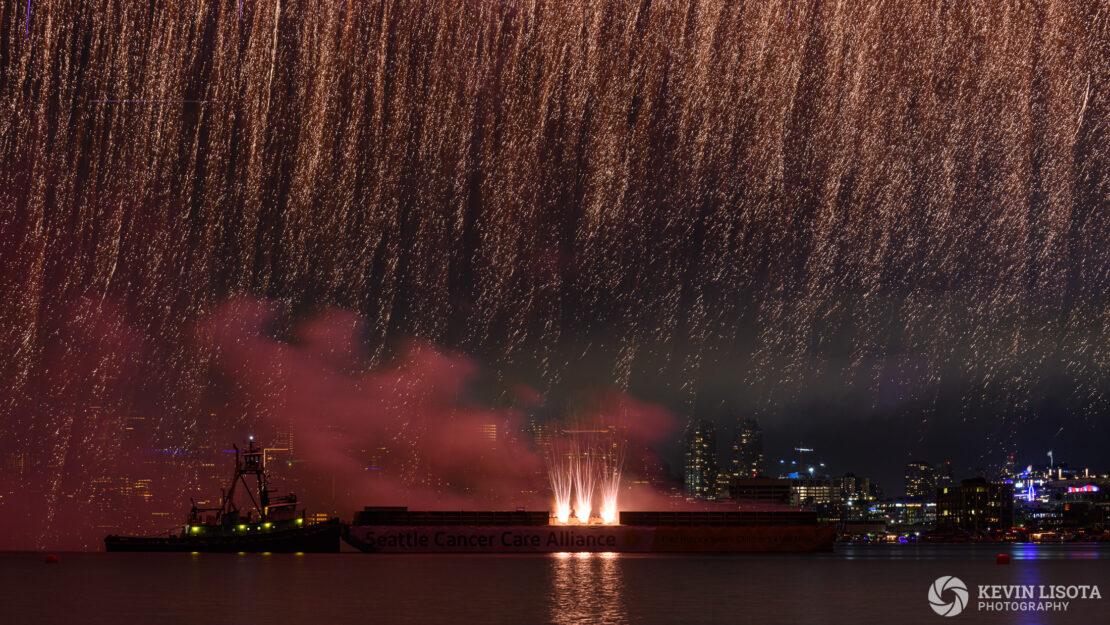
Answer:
[[3, 386, 1103, 551]]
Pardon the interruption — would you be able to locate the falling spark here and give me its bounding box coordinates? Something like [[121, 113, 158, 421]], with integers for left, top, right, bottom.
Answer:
[[1, 0, 1108, 550], [572, 440, 597, 524], [88, 100, 221, 104], [547, 438, 574, 524]]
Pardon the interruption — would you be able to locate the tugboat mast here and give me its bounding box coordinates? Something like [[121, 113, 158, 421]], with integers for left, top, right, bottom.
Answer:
[[188, 439, 297, 526], [219, 440, 271, 522]]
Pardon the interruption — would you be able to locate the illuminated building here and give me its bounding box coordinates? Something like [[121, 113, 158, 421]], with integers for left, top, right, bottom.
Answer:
[[683, 420, 718, 499], [937, 478, 1014, 531], [625, 448, 671, 491], [832, 473, 874, 520], [834, 473, 871, 504], [729, 478, 792, 505], [904, 461, 936, 500], [1011, 472, 1109, 531], [870, 500, 937, 529], [715, 472, 731, 499], [529, 421, 551, 450], [272, 417, 296, 462], [935, 462, 955, 490], [790, 478, 836, 507], [730, 418, 763, 479]]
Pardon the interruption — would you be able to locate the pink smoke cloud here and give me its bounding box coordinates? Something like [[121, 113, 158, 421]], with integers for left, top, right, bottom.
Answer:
[[198, 298, 690, 517], [1, 296, 697, 551]]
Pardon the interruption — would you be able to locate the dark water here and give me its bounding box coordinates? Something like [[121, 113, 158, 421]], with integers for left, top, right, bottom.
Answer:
[[2, 545, 1107, 624]]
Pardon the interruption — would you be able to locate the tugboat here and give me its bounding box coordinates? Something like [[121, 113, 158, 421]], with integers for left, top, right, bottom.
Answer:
[[105, 441, 341, 552]]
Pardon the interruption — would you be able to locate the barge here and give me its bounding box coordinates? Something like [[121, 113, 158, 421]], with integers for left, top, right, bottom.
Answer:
[[344, 507, 836, 553]]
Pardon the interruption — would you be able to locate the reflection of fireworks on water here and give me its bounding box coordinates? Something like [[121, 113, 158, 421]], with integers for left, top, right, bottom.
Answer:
[[549, 552, 628, 625]]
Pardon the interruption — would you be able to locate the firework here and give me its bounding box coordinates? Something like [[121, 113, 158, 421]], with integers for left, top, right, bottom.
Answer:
[[571, 438, 597, 524], [547, 429, 623, 525], [598, 436, 625, 525], [546, 438, 575, 524]]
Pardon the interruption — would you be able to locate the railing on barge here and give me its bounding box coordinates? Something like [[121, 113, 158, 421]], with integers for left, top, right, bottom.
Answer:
[[619, 510, 820, 526], [353, 507, 550, 526]]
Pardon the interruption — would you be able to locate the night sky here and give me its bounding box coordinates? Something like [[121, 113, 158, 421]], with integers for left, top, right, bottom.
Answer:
[[2, 1, 1109, 548]]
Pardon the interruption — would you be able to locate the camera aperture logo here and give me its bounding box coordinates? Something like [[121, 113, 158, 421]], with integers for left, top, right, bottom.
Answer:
[[930, 575, 1102, 616], [929, 576, 969, 616]]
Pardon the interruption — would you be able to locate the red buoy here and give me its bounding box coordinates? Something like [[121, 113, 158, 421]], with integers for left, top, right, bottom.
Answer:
[[996, 553, 1010, 565], [44, 554, 59, 564]]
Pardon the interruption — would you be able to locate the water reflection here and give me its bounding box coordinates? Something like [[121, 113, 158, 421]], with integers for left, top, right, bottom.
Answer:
[[1010, 553, 1048, 625], [548, 552, 628, 624], [836, 543, 1109, 560]]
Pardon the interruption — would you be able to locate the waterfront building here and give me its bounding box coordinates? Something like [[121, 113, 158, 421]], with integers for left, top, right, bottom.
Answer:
[[869, 500, 937, 531], [937, 478, 1014, 531], [834, 473, 871, 503], [683, 420, 718, 499], [729, 418, 764, 478], [904, 461, 936, 500], [935, 461, 955, 489], [791, 477, 837, 507], [1012, 477, 1109, 531], [715, 472, 731, 499], [833, 473, 874, 521], [729, 477, 792, 505]]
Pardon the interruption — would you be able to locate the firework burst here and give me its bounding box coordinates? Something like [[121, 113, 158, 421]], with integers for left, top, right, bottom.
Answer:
[[2, 0, 1108, 549], [546, 437, 575, 524], [571, 438, 598, 524], [598, 438, 625, 525]]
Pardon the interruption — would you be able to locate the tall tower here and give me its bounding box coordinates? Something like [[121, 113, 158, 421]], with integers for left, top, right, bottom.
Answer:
[[683, 420, 718, 499], [730, 418, 764, 478]]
